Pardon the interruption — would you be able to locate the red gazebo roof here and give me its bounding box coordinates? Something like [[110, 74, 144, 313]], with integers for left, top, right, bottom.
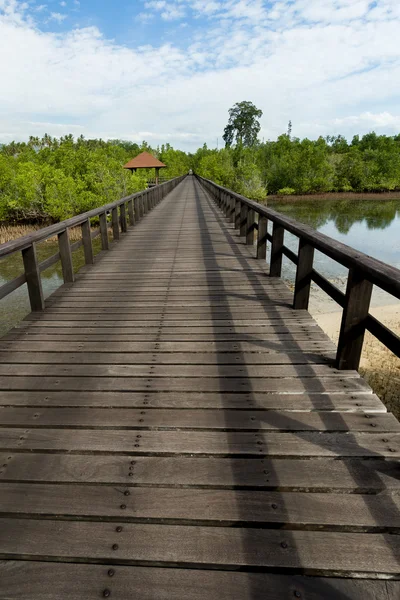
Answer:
[[123, 151, 167, 170]]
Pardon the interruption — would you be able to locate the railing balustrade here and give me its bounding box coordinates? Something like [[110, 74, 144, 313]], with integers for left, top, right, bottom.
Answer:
[[0, 175, 186, 312], [196, 174, 400, 371]]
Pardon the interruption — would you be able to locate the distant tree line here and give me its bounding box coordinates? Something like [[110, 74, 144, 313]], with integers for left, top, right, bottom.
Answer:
[[192, 131, 400, 201], [0, 135, 190, 222], [1, 122, 400, 224]]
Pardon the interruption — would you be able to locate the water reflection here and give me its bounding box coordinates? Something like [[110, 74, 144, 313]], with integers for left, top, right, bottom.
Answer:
[[0, 237, 104, 336], [268, 197, 400, 308], [269, 198, 400, 234]]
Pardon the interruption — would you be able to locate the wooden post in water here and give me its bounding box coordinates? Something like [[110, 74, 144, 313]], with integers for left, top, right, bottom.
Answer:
[[336, 268, 373, 370], [22, 244, 45, 311]]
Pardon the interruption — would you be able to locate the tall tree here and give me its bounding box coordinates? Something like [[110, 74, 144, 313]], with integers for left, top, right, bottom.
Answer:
[[223, 101, 263, 148]]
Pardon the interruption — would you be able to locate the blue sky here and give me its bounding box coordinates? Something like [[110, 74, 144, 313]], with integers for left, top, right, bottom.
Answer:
[[0, 1, 399, 149]]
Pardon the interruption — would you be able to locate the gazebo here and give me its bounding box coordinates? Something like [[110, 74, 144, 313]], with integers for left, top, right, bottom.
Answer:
[[123, 151, 167, 186]]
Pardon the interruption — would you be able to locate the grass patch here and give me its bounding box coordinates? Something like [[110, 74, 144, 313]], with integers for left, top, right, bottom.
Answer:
[[360, 329, 400, 421], [0, 224, 88, 245]]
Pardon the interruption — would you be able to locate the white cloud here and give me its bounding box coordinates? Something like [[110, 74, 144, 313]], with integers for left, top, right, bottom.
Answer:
[[59, 1, 67, 7], [334, 112, 400, 129], [0, 0, 399, 149], [49, 11, 66, 23]]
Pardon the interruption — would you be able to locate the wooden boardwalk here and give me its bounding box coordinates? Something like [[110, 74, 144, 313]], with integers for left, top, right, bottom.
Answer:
[[0, 176, 399, 598]]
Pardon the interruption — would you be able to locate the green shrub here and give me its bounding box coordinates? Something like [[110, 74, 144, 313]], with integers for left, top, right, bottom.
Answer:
[[277, 187, 296, 196]]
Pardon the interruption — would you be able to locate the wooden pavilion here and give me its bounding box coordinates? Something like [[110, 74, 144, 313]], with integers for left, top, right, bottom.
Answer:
[[123, 151, 167, 186]]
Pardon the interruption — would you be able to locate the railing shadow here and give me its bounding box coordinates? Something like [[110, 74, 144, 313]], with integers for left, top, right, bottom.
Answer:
[[193, 177, 400, 593]]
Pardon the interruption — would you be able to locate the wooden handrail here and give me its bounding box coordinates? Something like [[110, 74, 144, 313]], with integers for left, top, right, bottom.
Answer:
[[196, 174, 400, 370], [0, 175, 186, 309]]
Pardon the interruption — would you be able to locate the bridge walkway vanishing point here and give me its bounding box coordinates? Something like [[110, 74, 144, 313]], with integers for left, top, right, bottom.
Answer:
[[0, 175, 399, 598]]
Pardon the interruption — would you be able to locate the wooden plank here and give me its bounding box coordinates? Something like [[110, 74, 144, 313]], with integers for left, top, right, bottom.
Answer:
[[0, 391, 384, 411], [0, 483, 399, 531], [0, 518, 399, 576], [1, 454, 398, 492], [0, 562, 398, 600], [0, 364, 354, 379], [0, 407, 396, 431], [3, 332, 332, 343], [0, 350, 336, 365], [0, 341, 337, 353], [15, 324, 321, 335], [0, 375, 370, 393], [0, 428, 398, 457]]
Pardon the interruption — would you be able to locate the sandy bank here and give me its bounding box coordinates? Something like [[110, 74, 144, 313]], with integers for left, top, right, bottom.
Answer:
[[311, 304, 400, 419]]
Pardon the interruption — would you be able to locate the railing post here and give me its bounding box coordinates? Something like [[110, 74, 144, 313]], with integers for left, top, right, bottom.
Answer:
[[225, 194, 230, 218], [99, 212, 109, 250], [128, 199, 135, 226], [134, 198, 140, 221], [229, 197, 236, 223], [293, 238, 314, 309], [246, 208, 255, 245], [143, 195, 148, 215], [112, 207, 120, 240], [240, 204, 248, 237], [336, 268, 373, 370], [234, 200, 241, 229], [120, 203, 127, 233], [58, 228, 74, 283], [270, 223, 284, 277], [257, 215, 268, 259], [81, 218, 94, 265], [22, 243, 45, 311]]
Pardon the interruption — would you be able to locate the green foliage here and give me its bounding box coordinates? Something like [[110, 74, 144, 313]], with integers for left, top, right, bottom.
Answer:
[[223, 101, 263, 148], [1, 129, 400, 225], [0, 135, 188, 223], [277, 187, 296, 195], [194, 130, 400, 197]]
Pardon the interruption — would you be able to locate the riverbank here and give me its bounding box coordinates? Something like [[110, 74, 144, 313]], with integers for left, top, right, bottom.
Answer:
[[268, 191, 400, 203], [0, 224, 84, 245], [312, 304, 400, 420]]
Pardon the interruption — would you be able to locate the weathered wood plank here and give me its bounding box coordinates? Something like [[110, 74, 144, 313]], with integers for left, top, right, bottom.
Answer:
[[0, 407, 395, 431], [2, 331, 332, 343], [0, 428, 398, 457], [0, 364, 358, 379], [0, 519, 399, 576], [0, 483, 399, 531], [0, 391, 384, 411], [1, 562, 398, 600], [0, 350, 336, 366], [0, 375, 370, 393], [0, 341, 337, 353], [1, 454, 398, 492]]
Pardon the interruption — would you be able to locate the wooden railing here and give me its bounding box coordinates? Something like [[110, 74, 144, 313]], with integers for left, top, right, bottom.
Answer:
[[196, 175, 400, 371], [0, 175, 186, 312]]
